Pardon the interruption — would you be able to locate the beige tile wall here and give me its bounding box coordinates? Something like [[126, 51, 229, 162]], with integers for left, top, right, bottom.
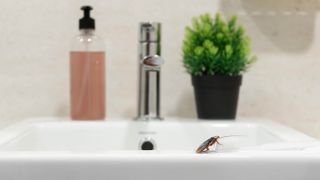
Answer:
[[0, 0, 319, 137]]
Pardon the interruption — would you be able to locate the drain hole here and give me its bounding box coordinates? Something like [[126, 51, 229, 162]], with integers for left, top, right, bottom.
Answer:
[[141, 141, 154, 150]]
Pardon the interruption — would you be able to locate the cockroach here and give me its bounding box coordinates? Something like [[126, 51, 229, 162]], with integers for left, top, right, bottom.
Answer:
[[196, 135, 244, 154]]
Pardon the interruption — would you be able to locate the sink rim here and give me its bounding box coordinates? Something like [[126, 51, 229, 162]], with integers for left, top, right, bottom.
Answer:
[[0, 117, 319, 180], [0, 117, 317, 157]]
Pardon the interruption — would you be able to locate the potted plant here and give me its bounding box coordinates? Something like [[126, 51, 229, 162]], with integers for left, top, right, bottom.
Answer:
[[182, 13, 256, 120]]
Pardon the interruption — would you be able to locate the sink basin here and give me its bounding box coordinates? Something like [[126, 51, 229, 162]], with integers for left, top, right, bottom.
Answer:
[[0, 119, 289, 152], [0, 117, 319, 180]]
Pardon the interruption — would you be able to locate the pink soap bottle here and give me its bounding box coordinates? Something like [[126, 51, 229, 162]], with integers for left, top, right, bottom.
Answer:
[[70, 6, 106, 120]]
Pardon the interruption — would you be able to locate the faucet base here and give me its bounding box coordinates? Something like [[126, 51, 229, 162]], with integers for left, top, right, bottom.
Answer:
[[134, 116, 163, 121]]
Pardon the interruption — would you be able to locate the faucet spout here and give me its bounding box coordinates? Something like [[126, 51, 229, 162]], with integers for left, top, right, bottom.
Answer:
[[136, 22, 163, 121]]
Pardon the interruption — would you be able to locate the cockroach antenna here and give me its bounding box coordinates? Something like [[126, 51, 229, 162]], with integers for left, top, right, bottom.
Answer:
[[219, 134, 246, 139]]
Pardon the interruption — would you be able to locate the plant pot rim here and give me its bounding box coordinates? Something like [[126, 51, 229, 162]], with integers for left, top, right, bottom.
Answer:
[[191, 74, 242, 87], [192, 74, 242, 77]]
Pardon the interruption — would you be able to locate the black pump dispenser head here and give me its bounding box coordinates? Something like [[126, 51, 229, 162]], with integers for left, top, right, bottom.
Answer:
[[79, 6, 95, 30]]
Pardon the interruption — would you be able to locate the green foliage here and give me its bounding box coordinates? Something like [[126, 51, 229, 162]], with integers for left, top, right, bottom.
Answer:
[[182, 13, 256, 76]]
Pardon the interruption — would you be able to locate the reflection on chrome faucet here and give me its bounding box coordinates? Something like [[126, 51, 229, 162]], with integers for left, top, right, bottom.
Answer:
[[136, 22, 163, 121]]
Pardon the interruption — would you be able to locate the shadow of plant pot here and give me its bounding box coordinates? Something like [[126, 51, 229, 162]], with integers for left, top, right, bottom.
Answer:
[[192, 75, 242, 120]]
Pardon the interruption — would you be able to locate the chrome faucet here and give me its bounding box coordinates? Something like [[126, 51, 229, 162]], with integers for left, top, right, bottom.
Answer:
[[136, 22, 164, 121]]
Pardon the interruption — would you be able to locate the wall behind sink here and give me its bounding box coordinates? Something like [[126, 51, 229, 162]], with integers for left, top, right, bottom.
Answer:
[[0, 0, 319, 137]]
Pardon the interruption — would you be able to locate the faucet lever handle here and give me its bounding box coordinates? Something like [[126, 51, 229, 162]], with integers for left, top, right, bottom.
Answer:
[[142, 55, 164, 70]]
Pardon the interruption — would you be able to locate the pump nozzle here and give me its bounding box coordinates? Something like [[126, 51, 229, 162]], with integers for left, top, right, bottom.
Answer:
[[79, 5, 95, 30]]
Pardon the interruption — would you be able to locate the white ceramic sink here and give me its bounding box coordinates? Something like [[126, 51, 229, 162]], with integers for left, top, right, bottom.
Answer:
[[0, 117, 319, 180]]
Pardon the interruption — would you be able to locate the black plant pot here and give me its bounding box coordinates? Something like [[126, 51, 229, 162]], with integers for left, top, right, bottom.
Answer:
[[192, 75, 242, 120]]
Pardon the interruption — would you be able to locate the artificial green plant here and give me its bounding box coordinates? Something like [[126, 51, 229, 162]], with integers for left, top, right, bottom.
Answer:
[[182, 13, 256, 76]]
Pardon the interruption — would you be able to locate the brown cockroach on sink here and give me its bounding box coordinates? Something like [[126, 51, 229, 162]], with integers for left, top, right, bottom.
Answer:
[[196, 135, 244, 154]]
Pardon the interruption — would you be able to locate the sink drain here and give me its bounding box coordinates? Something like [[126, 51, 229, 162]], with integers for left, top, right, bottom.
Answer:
[[139, 138, 156, 150]]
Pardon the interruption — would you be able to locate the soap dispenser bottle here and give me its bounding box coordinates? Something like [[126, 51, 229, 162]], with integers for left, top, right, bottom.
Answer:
[[70, 6, 106, 120]]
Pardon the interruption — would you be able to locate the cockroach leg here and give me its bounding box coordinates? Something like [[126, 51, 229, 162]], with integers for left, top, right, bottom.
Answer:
[[216, 140, 222, 145]]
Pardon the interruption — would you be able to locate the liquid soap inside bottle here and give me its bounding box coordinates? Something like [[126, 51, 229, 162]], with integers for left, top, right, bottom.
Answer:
[[70, 6, 106, 120]]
